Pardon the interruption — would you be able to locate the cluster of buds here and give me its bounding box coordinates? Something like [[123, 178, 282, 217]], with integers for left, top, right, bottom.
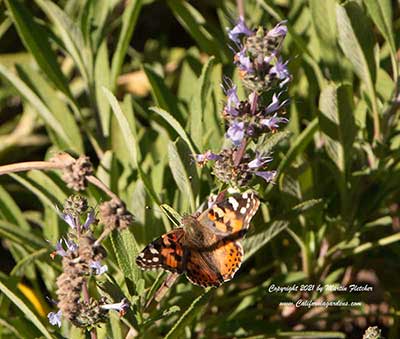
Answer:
[[47, 195, 130, 329], [232, 21, 290, 92], [194, 18, 291, 188]]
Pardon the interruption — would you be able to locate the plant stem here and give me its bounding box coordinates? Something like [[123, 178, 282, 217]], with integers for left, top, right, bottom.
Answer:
[[0, 161, 65, 175], [0, 155, 121, 202], [236, 0, 244, 18]]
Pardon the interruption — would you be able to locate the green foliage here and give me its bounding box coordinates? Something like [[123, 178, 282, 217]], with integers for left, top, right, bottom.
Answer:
[[0, 0, 399, 338]]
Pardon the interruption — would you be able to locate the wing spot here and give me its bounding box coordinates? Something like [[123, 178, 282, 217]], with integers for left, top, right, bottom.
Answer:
[[240, 207, 247, 214], [228, 197, 239, 211], [149, 246, 159, 254]]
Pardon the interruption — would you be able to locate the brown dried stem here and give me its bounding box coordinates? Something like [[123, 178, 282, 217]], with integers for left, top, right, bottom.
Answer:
[[0, 153, 120, 202]]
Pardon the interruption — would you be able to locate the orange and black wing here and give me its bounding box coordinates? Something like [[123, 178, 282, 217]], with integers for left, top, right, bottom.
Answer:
[[136, 228, 186, 274], [197, 191, 260, 235]]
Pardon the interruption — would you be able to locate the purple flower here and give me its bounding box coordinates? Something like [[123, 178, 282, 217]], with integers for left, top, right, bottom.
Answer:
[[48, 310, 62, 327], [194, 151, 220, 163], [60, 213, 76, 229], [100, 298, 130, 315], [265, 93, 289, 114], [269, 57, 291, 87], [53, 238, 77, 257], [83, 209, 96, 229], [227, 121, 245, 145], [225, 84, 240, 116], [90, 260, 108, 275], [260, 113, 289, 130], [267, 21, 288, 38], [55, 239, 67, 257], [248, 152, 273, 169], [64, 238, 78, 252], [255, 170, 277, 183], [235, 49, 254, 73], [227, 17, 253, 43]]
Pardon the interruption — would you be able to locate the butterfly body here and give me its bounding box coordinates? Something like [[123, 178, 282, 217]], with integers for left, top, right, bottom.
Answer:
[[136, 192, 260, 287]]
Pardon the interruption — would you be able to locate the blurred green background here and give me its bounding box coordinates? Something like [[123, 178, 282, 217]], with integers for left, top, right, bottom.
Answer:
[[0, 0, 399, 338]]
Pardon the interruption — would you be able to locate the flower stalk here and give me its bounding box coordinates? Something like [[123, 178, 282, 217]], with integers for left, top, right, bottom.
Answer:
[[194, 18, 291, 189]]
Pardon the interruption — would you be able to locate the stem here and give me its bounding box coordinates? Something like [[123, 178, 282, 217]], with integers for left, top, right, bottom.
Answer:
[[0, 161, 65, 175], [82, 280, 97, 339], [0, 155, 121, 202], [233, 92, 258, 167], [236, 0, 244, 19], [86, 175, 120, 201]]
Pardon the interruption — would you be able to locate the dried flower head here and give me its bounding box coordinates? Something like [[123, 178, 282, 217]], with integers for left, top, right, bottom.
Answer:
[[62, 155, 93, 191], [99, 198, 134, 232], [63, 195, 89, 217]]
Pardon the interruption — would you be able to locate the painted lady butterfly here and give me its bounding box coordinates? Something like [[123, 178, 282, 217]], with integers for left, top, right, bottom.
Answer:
[[136, 191, 260, 287]]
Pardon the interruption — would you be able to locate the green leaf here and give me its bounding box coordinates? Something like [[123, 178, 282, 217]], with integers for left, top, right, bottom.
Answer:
[[365, 0, 398, 81], [189, 56, 215, 149], [309, 0, 338, 66], [292, 199, 323, 213], [0, 220, 45, 251], [16, 63, 84, 153], [150, 106, 197, 155], [309, 0, 337, 48], [110, 0, 142, 87], [0, 278, 52, 339], [4, 0, 71, 96], [318, 84, 355, 173], [243, 220, 289, 262], [9, 172, 67, 210], [10, 248, 49, 277], [166, 0, 229, 62], [363, 0, 396, 65], [266, 119, 318, 195], [0, 65, 74, 148], [257, 130, 291, 155], [336, 2, 376, 90], [110, 229, 141, 283], [35, 0, 92, 85], [168, 140, 195, 212], [0, 186, 30, 230], [164, 289, 212, 339], [95, 40, 111, 137], [144, 65, 185, 124], [103, 87, 138, 168], [160, 204, 182, 227]]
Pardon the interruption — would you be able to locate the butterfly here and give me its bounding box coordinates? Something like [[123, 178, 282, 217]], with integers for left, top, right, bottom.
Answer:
[[136, 191, 260, 287]]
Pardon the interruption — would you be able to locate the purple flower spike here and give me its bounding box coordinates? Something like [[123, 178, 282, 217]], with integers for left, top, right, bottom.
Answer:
[[265, 93, 289, 114], [228, 17, 253, 43], [255, 170, 277, 183], [267, 21, 288, 38], [90, 260, 108, 275], [248, 152, 273, 169], [270, 57, 291, 87], [101, 298, 130, 315], [83, 209, 96, 229], [260, 113, 289, 130], [227, 121, 245, 145], [48, 310, 62, 327]]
